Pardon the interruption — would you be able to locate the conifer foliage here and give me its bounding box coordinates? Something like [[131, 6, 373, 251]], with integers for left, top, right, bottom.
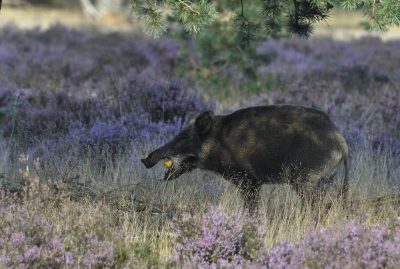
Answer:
[[131, 0, 217, 38], [131, 0, 400, 43]]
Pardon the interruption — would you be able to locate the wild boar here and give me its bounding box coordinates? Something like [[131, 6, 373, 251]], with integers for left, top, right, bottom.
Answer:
[[141, 105, 349, 212]]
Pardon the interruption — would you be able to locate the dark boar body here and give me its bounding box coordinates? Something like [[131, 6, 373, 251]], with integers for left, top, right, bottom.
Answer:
[[141, 105, 349, 212]]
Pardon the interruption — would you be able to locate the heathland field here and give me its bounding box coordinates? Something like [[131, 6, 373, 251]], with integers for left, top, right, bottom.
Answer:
[[0, 7, 400, 268]]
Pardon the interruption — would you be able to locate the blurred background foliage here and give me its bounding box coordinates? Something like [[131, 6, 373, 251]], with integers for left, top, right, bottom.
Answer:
[[0, 3, 399, 267], [2, 0, 399, 98]]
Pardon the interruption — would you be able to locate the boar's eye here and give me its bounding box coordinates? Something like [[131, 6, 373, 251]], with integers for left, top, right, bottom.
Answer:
[[175, 133, 189, 142]]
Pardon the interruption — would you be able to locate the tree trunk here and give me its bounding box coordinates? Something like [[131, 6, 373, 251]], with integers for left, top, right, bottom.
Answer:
[[79, 0, 128, 18]]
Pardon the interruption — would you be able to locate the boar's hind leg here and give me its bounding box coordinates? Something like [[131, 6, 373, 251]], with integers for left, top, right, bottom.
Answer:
[[310, 176, 333, 207], [238, 179, 262, 214], [293, 175, 333, 213]]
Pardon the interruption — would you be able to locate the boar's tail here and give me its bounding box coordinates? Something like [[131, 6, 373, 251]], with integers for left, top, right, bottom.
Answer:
[[339, 152, 349, 204]]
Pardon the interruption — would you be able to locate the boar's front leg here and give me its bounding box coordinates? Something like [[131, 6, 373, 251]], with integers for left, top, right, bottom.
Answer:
[[237, 177, 262, 214]]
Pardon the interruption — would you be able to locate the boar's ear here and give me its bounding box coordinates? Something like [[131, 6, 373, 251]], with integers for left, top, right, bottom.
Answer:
[[195, 111, 213, 134]]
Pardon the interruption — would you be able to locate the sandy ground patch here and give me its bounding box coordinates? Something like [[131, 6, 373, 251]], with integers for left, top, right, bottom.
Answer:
[[314, 9, 400, 41], [0, 6, 400, 40], [0, 6, 141, 33]]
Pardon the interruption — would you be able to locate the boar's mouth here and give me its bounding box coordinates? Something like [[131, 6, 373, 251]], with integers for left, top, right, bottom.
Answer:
[[163, 156, 198, 181], [140, 155, 186, 181], [141, 153, 197, 181], [161, 158, 174, 181], [162, 157, 188, 181]]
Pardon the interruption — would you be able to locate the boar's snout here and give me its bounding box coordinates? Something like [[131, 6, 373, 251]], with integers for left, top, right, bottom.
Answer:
[[141, 152, 161, 169], [140, 158, 152, 169]]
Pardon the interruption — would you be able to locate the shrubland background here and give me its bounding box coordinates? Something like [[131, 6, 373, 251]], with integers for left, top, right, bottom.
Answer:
[[0, 4, 400, 268]]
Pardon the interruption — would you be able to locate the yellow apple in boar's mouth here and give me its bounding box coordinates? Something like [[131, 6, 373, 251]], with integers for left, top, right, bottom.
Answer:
[[164, 159, 173, 168]]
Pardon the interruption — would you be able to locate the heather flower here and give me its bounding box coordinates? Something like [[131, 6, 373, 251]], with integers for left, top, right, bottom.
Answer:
[[0, 182, 145, 268], [168, 209, 400, 268], [79, 120, 130, 156], [169, 205, 267, 268], [265, 218, 400, 268]]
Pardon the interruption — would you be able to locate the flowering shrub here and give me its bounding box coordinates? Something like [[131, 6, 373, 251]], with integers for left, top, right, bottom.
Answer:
[[0, 78, 214, 163], [137, 79, 215, 123], [0, 159, 159, 268], [0, 90, 106, 142], [1, 24, 399, 165], [0, 202, 116, 268], [256, 36, 400, 89], [0, 24, 200, 162], [0, 25, 181, 88], [167, 206, 400, 269], [169, 205, 267, 268], [78, 120, 129, 158], [266, 218, 400, 268]]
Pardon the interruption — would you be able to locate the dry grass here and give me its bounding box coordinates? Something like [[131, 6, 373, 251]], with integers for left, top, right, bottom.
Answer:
[[2, 135, 398, 264]]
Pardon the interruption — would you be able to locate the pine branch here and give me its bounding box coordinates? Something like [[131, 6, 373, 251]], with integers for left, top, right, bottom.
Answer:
[[233, 0, 261, 45], [287, 0, 330, 38], [177, 0, 200, 15], [364, 0, 400, 32], [260, 0, 284, 37], [169, 0, 217, 34], [130, 0, 400, 42]]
